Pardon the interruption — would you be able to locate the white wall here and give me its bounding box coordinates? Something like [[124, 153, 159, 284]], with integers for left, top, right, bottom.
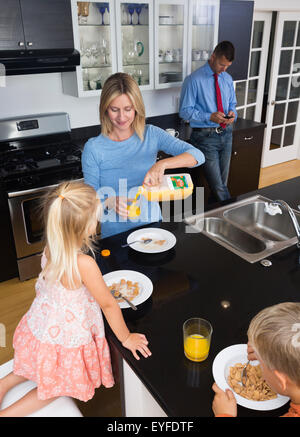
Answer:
[[253, 0, 300, 12], [0, 72, 181, 129], [1, 0, 300, 130]]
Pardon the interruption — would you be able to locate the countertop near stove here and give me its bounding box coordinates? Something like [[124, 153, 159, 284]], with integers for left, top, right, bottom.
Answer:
[[96, 176, 300, 417], [71, 113, 265, 147]]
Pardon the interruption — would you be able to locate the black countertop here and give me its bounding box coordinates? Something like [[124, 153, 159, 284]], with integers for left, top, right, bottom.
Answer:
[[71, 113, 265, 147], [95, 176, 300, 418]]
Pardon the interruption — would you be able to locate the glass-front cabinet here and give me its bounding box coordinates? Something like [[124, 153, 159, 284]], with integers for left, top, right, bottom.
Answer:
[[62, 0, 118, 97], [62, 0, 220, 96], [187, 0, 219, 74], [154, 0, 188, 89], [115, 1, 154, 90]]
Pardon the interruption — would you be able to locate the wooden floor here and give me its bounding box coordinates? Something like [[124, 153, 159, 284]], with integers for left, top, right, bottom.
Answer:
[[1, 158, 300, 415]]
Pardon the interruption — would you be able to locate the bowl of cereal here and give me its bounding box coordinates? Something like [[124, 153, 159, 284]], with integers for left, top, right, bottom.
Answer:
[[212, 344, 290, 410]]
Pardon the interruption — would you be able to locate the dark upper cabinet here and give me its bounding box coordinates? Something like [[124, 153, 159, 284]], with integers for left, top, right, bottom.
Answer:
[[218, 0, 254, 81], [0, 0, 74, 52], [0, 0, 24, 51]]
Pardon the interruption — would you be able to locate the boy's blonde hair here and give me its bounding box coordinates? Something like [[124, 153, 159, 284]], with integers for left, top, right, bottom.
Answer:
[[41, 181, 100, 289], [99, 72, 145, 141], [247, 302, 300, 386]]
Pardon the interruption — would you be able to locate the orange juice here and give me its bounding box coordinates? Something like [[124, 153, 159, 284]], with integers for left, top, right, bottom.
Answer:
[[184, 334, 210, 362]]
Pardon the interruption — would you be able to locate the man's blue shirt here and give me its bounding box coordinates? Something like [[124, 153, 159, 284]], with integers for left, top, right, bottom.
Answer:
[[179, 62, 237, 128]]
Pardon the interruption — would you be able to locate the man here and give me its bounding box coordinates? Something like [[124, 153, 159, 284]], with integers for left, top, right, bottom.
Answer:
[[179, 41, 237, 202]]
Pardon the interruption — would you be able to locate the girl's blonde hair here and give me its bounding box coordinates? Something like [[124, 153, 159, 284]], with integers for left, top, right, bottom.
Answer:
[[247, 302, 300, 386], [41, 181, 100, 288], [100, 72, 145, 141]]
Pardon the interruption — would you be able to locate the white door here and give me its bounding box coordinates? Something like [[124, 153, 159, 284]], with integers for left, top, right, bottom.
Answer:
[[235, 11, 272, 122], [262, 12, 300, 168]]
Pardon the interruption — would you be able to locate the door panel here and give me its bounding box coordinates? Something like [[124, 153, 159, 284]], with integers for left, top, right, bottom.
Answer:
[[262, 12, 300, 168]]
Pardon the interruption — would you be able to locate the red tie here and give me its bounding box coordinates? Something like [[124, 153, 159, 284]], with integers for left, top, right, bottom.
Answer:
[[214, 73, 226, 129]]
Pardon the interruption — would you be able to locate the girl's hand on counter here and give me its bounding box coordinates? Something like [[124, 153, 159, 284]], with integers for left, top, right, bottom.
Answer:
[[212, 383, 237, 417], [122, 333, 152, 360]]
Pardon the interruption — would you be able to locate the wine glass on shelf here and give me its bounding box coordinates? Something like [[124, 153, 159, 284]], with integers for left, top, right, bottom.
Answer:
[[128, 4, 135, 25], [135, 4, 142, 25], [99, 4, 106, 25]]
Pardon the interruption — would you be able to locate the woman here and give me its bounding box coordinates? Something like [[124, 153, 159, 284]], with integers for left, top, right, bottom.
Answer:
[[82, 72, 205, 238]]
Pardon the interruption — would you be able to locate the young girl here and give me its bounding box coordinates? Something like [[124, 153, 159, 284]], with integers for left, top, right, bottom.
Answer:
[[0, 181, 151, 417]]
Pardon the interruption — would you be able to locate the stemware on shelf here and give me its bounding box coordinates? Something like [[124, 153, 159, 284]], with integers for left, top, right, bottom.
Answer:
[[135, 4, 143, 25], [128, 4, 135, 25]]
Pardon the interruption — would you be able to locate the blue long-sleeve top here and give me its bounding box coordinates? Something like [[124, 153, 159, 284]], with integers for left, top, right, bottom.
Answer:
[[179, 62, 237, 128], [82, 124, 205, 238]]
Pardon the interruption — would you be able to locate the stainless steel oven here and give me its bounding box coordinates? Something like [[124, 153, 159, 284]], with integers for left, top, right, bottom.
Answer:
[[0, 113, 84, 281], [8, 181, 83, 280]]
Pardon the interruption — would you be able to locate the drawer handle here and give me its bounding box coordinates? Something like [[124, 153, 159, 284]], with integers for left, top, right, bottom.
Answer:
[[244, 136, 253, 141]]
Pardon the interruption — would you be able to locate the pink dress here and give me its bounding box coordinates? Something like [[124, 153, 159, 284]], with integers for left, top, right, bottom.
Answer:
[[13, 253, 115, 402]]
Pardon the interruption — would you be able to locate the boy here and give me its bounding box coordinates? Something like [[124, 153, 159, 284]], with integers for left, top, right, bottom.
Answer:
[[212, 302, 300, 417]]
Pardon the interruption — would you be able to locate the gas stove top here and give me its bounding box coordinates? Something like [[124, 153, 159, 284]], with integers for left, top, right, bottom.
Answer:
[[0, 142, 82, 178], [0, 113, 84, 193]]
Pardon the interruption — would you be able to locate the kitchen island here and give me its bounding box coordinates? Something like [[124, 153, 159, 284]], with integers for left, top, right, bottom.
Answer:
[[96, 176, 300, 418]]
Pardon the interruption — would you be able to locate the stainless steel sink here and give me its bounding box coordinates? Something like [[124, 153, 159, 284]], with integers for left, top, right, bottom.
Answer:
[[224, 201, 300, 242], [201, 217, 266, 254], [185, 195, 300, 263]]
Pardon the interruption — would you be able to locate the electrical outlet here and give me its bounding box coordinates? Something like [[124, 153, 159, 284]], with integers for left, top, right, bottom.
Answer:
[[172, 95, 179, 111]]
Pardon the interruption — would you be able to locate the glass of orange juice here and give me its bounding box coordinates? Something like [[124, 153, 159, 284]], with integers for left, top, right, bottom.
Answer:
[[183, 318, 213, 362], [127, 195, 141, 218]]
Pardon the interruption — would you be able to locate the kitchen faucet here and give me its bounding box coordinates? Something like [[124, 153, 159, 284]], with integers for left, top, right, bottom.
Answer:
[[268, 200, 300, 248]]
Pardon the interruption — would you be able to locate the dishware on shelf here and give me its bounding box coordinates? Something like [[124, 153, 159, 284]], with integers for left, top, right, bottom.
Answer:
[[134, 68, 143, 86], [164, 50, 173, 62], [159, 15, 174, 25], [192, 49, 201, 61], [183, 318, 212, 362], [135, 3, 142, 25], [80, 1, 90, 24], [128, 4, 135, 25], [202, 50, 209, 60], [125, 40, 144, 65], [98, 3, 106, 25]]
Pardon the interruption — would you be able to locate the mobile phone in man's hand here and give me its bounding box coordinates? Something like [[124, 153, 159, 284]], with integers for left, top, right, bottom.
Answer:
[[224, 115, 234, 119]]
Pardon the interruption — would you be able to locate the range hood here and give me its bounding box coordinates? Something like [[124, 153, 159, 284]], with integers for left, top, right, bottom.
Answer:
[[0, 49, 80, 76]]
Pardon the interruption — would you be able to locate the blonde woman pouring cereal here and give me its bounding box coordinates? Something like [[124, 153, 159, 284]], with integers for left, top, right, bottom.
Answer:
[[82, 72, 205, 239]]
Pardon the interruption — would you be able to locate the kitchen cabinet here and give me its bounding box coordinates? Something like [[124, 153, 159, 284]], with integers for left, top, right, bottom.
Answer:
[[218, 0, 254, 81], [228, 119, 265, 198], [115, 1, 154, 90], [189, 119, 265, 203], [187, 0, 219, 75], [62, 0, 221, 96], [0, 0, 74, 52], [154, 0, 188, 88], [62, 0, 118, 97]]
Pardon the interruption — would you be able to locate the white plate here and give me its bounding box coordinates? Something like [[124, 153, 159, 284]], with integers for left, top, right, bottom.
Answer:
[[212, 344, 290, 411], [127, 228, 176, 253], [103, 270, 153, 309]]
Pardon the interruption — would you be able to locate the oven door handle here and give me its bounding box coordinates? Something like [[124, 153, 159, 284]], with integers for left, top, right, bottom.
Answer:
[[8, 178, 84, 198]]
